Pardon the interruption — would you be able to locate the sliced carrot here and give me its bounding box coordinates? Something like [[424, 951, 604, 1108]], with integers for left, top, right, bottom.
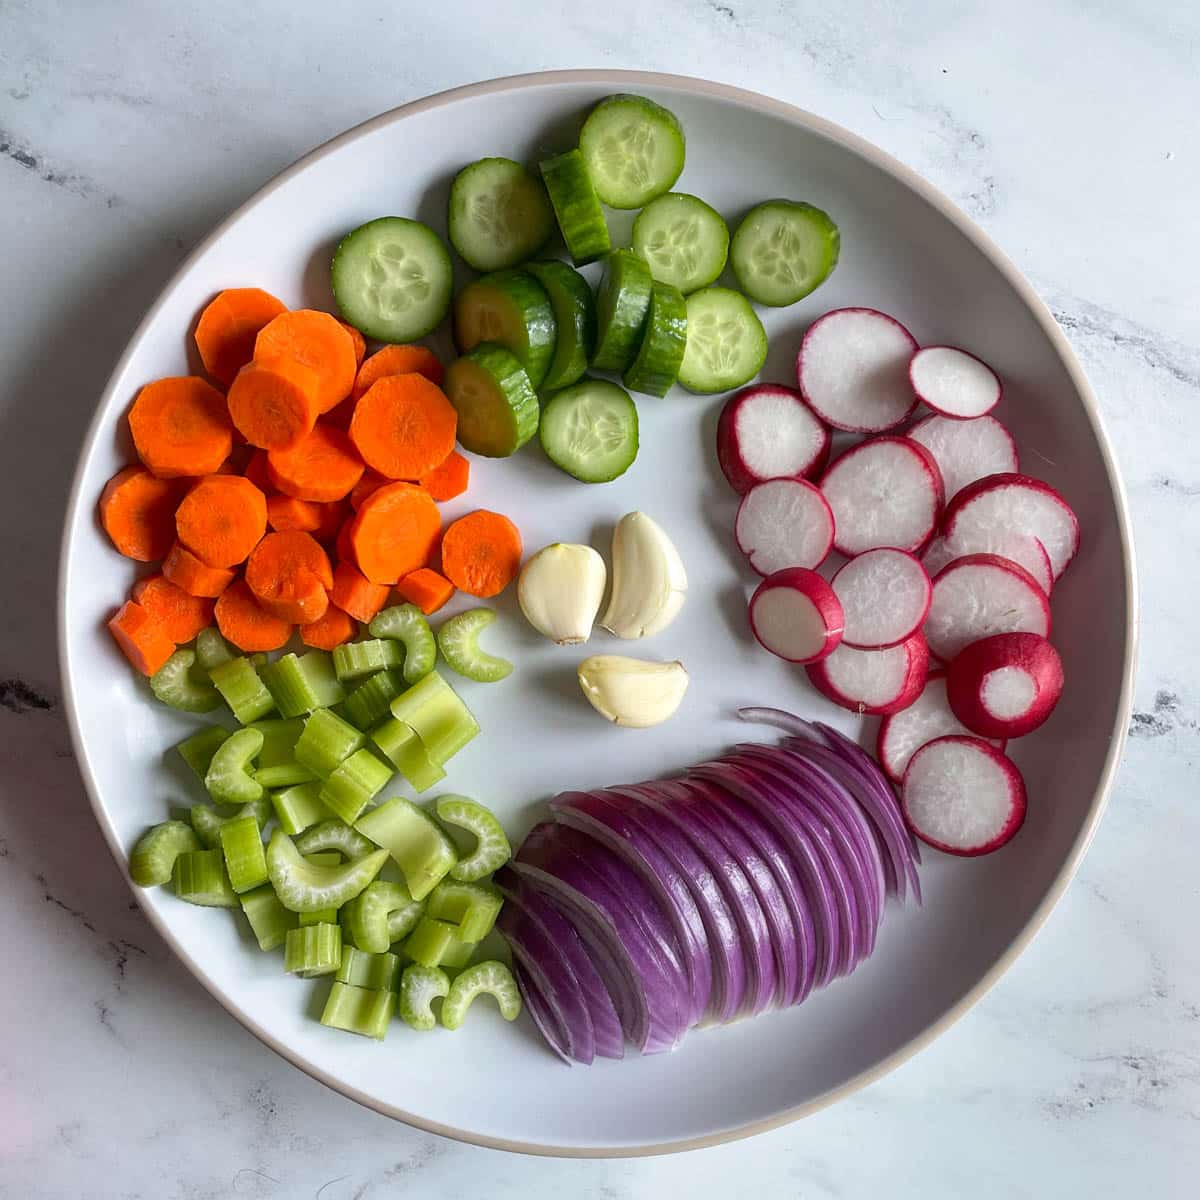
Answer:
[[348, 482, 441, 585], [227, 356, 321, 450], [98, 466, 185, 562], [108, 601, 176, 676], [337, 320, 367, 366], [335, 519, 357, 567], [440, 510, 522, 598], [254, 310, 356, 414], [244, 448, 274, 494], [330, 561, 390, 623], [349, 373, 457, 481], [175, 475, 267, 569], [351, 344, 444, 402], [163, 541, 235, 597], [129, 376, 233, 478], [194, 288, 288, 386], [245, 530, 333, 624], [350, 469, 390, 511], [267, 494, 323, 534], [312, 500, 347, 545], [131, 574, 214, 643], [300, 604, 357, 650], [266, 423, 364, 503], [419, 450, 470, 502], [214, 579, 292, 652], [395, 567, 455, 615]]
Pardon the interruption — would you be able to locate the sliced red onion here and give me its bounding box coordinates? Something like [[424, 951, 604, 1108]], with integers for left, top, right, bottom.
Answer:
[[511, 960, 572, 1065]]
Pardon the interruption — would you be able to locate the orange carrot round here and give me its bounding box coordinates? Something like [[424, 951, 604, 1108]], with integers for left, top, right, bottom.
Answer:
[[243, 448, 274, 493], [163, 541, 236, 598], [267, 494, 323, 533], [337, 320, 367, 366], [245, 530, 333, 624], [98, 466, 185, 561], [312, 501, 347, 546], [131, 574, 214, 643], [108, 601, 176, 676], [349, 469, 390, 511], [129, 376, 233, 478], [300, 604, 357, 650], [214, 579, 292, 652], [350, 374, 457, 481], [395, 567, 455, 615], [348, 482, 441, 585], [194, 288, 288, 386], [266, 423, 364, 503], [351, 344, 444, 401], [330, 561, 391, 623], [175, 475, 267, 568], [440, 510, 522, 598], [227, 356, 321, 450], [419, 450, 470, 502], [335, 519, 357, 567], [254, 310, 357, 414]]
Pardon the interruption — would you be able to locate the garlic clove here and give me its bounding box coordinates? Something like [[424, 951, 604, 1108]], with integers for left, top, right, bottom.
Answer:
[[600, 511, 688, 640], [518, 543, 607, 645], [577, 655, 689, 728]]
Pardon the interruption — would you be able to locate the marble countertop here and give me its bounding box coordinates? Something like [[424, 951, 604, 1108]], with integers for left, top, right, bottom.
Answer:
[[2, 1, 1197, 1195]]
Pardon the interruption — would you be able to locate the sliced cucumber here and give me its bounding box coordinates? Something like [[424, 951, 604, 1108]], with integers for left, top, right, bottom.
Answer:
[[436, 608, 512, 683], [632, 192, 729, 293], [523, 260, 596, 391], [730, 199, 840, 306], [578, 94, 686, 210], [623, 281, 687, 397], [331, 216, 453, 342], [539, 378, 638, 483], [447, 157, 554, 272], [677, 286, 768, 394], [444, 344, 539, 457], [539, 149, 611, 266], [454, 270, 556, 389], [591, 250, 653, 373]]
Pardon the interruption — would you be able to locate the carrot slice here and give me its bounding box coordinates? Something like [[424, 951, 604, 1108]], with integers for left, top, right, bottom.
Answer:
[[395, 567, 455, 615], [440, 510, 522, 598], [194, 288, 288, 386], [349, 482, 441, 585], [419, 450, 470, 502], [351, 344, 444, 401], [244, 448, 274, 493], [245, 530, 333, 624], [254, 310, 357, 414], [267, 494, 323, 533], [349, 469, 390, 511], [163, 541, 236, 598], [330, 561, 390, 623], [227, 356, 321, 450], [337, 320, 367, 366], [349, 374, 457, 481], [108, 601, 176, 676], [214, 579, 292, 652], [175, 475, 267, 568], [131, 574, 214, 643], [300, 604, 357, 650], [98, 466, 185, 561], [266, 423, 364, 503], [129, 376, 233, 478], [313, 501, 347, 545]]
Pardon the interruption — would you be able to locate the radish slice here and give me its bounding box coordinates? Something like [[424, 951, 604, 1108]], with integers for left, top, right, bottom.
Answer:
[[805, 632, 928, 716], [906, 413, 1018, 500], [946, 632, 1065, 738], [909, 346, 1001, 419], [717, 384, 830, 493], [796, 308, 918, 433], [901, 735, 1027, 856], [820, 437, 944, 556], [748, 568, 843, 664], [831, 548, 931, 649], [876, 670, 1004, 783], [924, 553, 1051, 660], [923, 530, 1053, 596], [735, 478, 835, 576], [943, 472, 1080, 580]]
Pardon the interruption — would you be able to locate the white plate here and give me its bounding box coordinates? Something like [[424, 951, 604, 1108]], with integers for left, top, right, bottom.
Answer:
[[58, 70, 1136, 1156]]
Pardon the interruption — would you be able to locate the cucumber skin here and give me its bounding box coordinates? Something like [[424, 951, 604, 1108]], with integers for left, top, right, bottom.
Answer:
[[730, 200, 840, 307], [444, 344, 540, 457], [677, 287, 768, 394], [623, 282, 687, 398], [591, 250, 653, 374], [579, 94, 687, 210], [539, 379, 639, 484], [523, 260, 597, 391], [539, 150, 611, 266], [453, 269, 557, 390], [447, 157, 554, 273]]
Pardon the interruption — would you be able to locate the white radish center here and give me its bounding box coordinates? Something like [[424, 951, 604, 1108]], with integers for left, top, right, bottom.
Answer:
[[752, 587, 828, 660], [880, 676, 981, 779], [981, 666, 1037, 718], [906, 414, 1018, 500], [949, 483, 1076, 578], [910, 347, 999, 418], [822, 443, 939, 555], [905, 740, 1014, 849], [835, 549, 929, 647], [923, 530, 1052, 596], [736, 389, 825, 479], [822, 641, 908, 706], [924, 561, 1049, 659], [737, 480, 833, 574]]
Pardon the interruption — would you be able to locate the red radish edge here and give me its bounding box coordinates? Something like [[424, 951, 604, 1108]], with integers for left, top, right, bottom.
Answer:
[[905, 412, 1019, 502], [805, 631, 928, 716], [748, 568, 844, 664], [909, 345, 1002, 419], [831, 548, 932, 650], [735, 478, 835, 577], [717, 384, 831, 494], [946, 632, 1065, 738], [922, 530, 1053, 598]]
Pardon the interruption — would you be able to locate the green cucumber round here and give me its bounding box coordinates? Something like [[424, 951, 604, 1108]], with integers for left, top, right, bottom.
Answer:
[[453, 269, 557, 389], [677, 287, 767, 394], [539, 149, 612, 266], [591, 249, 653, 374], [623, 281, 687, 398], [523, 260, 596, 391], [632, 192, 729, 294], [730, 199, 840, 306], [539, 378, 639, 483], [447, 157, 554, 272], [579, 94, 686, 210], [444, 344, 539, 457]]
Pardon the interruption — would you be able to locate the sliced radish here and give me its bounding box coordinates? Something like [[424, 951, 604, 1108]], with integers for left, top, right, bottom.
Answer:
[[901, 735, 1027, 856], [906, 413, 1018, 500], [805, 631, 928, 716], [923, 530, 1053, 596], [946, 632, 1065, 738], [748, 568, 843, 664], [877, 670, 1004, 783], [717, 384, 831, 493], [909, 346, 1001, 419], [924, 553, 1051, 661], [831, 549, 931, 650], [820, 437, 943, 556], [796, 308, 918, 433], [735, 478, 835, 576], [943, 472, 1079, 580]]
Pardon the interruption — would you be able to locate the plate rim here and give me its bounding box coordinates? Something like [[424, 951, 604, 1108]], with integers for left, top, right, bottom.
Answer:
[[56, 67, 1138, 1158]]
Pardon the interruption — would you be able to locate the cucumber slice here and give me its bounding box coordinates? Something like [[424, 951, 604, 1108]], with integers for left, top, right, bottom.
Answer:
[[443, 344, 539, 457], [623, 281, 687, 397], [331, 216, 452, 342], [632, 192, 729, 293], [523, 260, 596, 390], [539, 149, 611, 266], [436, 608, 512, 683], [447, 157, 554, 272], [677, 286, 768, 394], [266, 829, 388, 913], [454, 269, 556, 389], [591, 250, 653, 373], [439, 960, 522, 1029], [578, 93, 686, 210], [150, 649, 220, 713], [539, 378, 639, 483], [730, 199, 840, 306]]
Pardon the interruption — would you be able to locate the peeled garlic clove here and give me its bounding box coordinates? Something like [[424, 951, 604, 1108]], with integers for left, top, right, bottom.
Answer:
[[600, 511, 688, 639], [577, 655, 689, 728], [518, 543, 607, 645]]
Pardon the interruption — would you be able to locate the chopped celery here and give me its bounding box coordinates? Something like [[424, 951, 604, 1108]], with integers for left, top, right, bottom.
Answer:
[[218, 815, 269, 893], [261, 652, 346, 718], [303, 851, 342, 867], [248, 718, 305, 766], [150, 648, 221, 712], [341, 881, 424, 953], [370, 718, 446, 792], [435, 795, 512, 882], [253, 763, 316, 789], [337, 946, 400, 992], [209, 657, 275, 724], [440, 960, 521, 1029], [176, 726, 231, 779], [190, 797, 270, 849], [173, 849, 238, 907], [404, 916, 459, 967], [342, 669, 404, 730], [369, 604, 436, 685], [294, 818, 376, 860], [355, 798, 457, 900], [387, 904, 426, 942], [299, 907, 339, 926], [266, 830, 387, 913], [130, 820, 201, 887], [204, 727, 265, 806], [398, 964, 450, 1031], [195, 627, 235, 673], [436, 608, 512, 684], [294, 709, 364, 778], [270, 782, 331, 836], [318, 748, 393, 824], [438, 935, 478, 970], [426, 880, 503, 942], [389, 672, 479, 765], [332, 638, 402, 683], [284, 923, 342, 976], [320, 981, 396, 1039], [240, 885, 298, 950]]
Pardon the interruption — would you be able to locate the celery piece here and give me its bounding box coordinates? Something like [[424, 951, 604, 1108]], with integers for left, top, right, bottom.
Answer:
[[218, 815, 269, 893], [173, 849, 238, 907], [438, 935, 478, 970], [387, 904, 425, 942], [151, 648, 221, 713], [270, 782, 331, 837], [176, 726, 232, 779], [320, 980, 396, 1039], [204, 727, 265, 806], [195, 627, 235, 673], [426, 880, 503, 942], [293, 818, 376, 860], [130, 820, 201, 887], [440, 960, 522, 1029], [190, 797, 270, 849], [209, 657, 276, 724], [389, 672, 479, 765], [436, 608, 512, 684], [404, 916, 459, 968], [294, 709, 365, 778], [341, 881, 424, 953], [248, 718, 305, 766], [299, 907, 339, 926], [369, 604, 436, 685], [398, 964, 450, 1031], [254, 763, 316, 790], [266, 830, 387, 913], [240, 884, 298, 950], [304, 851, 341, 867], [356, 798, 457, 900], [284, 922, 342, 977], [434, 795, 512, 882], [261, 652, 346, 718], [337, 946, 400, 993], [332, 638, 402, 683], [318, 748, 393, 825], [342, 669, 404, 731], [369, 718, 446, 793]]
